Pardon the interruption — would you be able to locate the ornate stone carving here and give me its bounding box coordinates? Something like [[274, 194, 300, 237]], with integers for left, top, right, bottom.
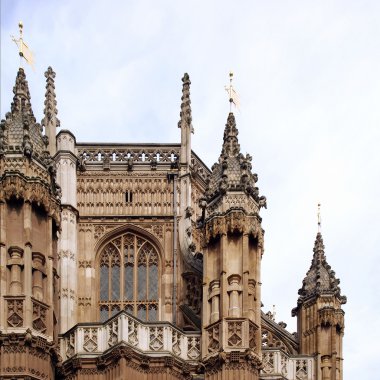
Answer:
[[296, 359, 308, 380], [128, 319, 139, 346], [187, 337, 200, 360], [182, 271, 202, 315], [78, 260, 91, 268], [227, 321, 243, 347], [281, 353, 288, 376], [7, 298, 24, 327], [204, 210, 263, 247], [149, 327, 164, 351], [83, 328, 98, 352], [66, 332, 75, 358], [0, 175, 61, 225], [172, 330, 182, 356], [261, 328, 291, 354], [296, 233, 346, 304], [108, 319, 119, 347], [249, 322, 258, 352], [262, 352, 274, 374], [78, 297, 91, 307], [203, 113, 266, 209], [207, 323, 220, 353], [32, 300, 47, 333]]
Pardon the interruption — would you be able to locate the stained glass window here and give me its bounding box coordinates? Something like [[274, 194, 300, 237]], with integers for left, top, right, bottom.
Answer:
[[100, 305, 109, 322], [100, 266, 109, 301], [137, 265, 147, 300], [137, 304, 146, 320], [98, 232, 160, 322], [124, 265, 133, 300]]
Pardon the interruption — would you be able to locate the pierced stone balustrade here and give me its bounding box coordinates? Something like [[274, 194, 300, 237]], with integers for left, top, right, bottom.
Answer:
[[261, 349, 315, 380], [60, 310, 201, 363], [76, 144, 210, 183]]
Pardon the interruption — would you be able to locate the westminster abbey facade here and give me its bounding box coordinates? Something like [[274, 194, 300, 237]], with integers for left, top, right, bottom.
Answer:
[[0, 67, 346, 379]]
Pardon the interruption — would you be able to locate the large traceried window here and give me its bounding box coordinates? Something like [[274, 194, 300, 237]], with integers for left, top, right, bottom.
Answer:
[[99, 232, 159, 322]]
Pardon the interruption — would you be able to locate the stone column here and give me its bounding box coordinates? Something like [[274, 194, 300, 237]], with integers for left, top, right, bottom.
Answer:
[[0, 201, 6, 328], [23, 202, 33, 327], [227, 274, 241, 317], [8, 246, 24, 294], [56, 130, 78, 333], [209, 280, 220, 323], [32, 252, 45, 301]]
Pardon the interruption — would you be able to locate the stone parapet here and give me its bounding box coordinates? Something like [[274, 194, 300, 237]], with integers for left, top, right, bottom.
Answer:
[[60, 310, 201, 363], [261, 349, 315, 380]]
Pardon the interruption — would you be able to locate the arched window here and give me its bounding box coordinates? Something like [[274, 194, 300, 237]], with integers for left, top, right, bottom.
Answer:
[[98, 232, 160, 322]]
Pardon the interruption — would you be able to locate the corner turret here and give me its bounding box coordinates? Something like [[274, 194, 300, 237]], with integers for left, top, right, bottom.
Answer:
[[201, 112, 264, 379], [292, 232, 346, 380], [0, 67, 61, 379]]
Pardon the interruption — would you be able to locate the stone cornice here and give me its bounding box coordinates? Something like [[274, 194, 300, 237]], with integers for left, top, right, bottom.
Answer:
[[203, 209, 264, 247], [0, 172, 61, 226]]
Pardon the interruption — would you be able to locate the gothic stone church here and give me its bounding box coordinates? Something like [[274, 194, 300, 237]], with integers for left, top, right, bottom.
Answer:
[[0, 67, 346, 380]]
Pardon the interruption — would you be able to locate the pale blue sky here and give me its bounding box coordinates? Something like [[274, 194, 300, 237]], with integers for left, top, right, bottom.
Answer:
[[1, 1, 379, 378]]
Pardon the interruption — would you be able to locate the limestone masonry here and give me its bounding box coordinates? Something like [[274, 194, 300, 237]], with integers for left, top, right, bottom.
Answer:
[[0, 68, 346, 379]]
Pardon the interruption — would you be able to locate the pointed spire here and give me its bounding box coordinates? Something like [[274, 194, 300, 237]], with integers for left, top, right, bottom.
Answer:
[[42, 66, 60, 155], [220, 112, 240, 158], [178, 73, 192, 131], [204, 112, 266, 209], [5, 68, 45, 157], [296, 232, 346, 305], [11, 67, 35, 121]]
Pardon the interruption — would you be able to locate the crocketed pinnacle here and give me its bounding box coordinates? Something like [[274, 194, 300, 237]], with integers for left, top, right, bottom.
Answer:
[[11, 67, 35, 120], [178, 73, 192, 130], [297, 232, 346, 304], [205, 113, 266, 209], [221, 112, 240, 157], [42, 66, 60, 130], [2, 68, 45, 157]]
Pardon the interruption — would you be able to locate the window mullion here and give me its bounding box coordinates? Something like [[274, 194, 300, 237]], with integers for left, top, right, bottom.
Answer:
[[146, 258, 149, 320], [108, 256, 112, 319], [120, 235, 124, 309], [133, 236, 138, 317]]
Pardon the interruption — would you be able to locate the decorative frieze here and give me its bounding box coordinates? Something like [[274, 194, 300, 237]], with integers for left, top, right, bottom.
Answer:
[[78, 297, 91, 307], [78, 260, 91, 268], [76, 174, 174, 216]]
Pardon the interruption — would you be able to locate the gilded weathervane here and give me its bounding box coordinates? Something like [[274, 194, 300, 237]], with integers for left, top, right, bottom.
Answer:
[[225, 71, 240, 111], [11, 21, 35, 70]]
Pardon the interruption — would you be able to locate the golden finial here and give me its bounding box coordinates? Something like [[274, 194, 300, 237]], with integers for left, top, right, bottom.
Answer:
[[317, 203, 321, 233]]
